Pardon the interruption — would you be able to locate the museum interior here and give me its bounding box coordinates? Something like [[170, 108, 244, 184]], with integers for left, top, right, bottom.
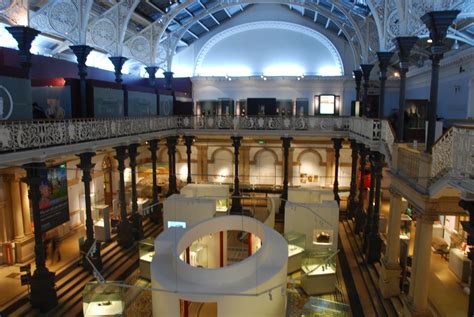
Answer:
[[0, 0, 473, 316]]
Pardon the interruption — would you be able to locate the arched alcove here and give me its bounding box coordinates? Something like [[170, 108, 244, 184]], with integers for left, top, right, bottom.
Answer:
[[194, 21, 344, 77], [250, 149, 279, 185], [296, 150, 324, 186], [210, 148, 234, 183]]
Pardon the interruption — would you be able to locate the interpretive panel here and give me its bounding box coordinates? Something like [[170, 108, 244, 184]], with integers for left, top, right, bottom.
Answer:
[[128, 90, 157, 116], [0, 75, 32, 120], [94, 87, 124, 117], [159, 94, 173, 116], [31, 86, 72, 119], [39, 163, 70, 232]]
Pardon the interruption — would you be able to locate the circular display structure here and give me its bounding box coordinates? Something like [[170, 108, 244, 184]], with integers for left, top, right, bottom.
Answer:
[[151, 215, 288, 317]]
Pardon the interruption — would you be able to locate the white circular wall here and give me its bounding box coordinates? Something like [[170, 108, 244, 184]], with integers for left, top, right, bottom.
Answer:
[[194, 21, 344, 77]]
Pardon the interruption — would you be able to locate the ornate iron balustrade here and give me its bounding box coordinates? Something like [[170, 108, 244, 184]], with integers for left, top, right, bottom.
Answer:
[[0, 115, 350, 153], [431, 126, 474, 184]]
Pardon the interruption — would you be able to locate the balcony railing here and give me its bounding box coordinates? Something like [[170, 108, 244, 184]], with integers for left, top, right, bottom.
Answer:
[[0, 115, 350, 153], [431, 126, 474, 183]]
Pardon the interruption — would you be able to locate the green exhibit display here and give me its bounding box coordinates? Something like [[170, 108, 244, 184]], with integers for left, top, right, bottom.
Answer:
[[128, 90, 157, 116], [94, 87, 124, 118], [0, 75, 32, 120]]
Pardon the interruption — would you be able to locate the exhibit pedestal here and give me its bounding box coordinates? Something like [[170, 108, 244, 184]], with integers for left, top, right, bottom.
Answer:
[[379, 260, 401, 298], [301, 266, 337, 295], [287, 247, 304, 274]]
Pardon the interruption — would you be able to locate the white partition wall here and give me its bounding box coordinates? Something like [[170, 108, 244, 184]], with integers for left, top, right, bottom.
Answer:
[[180, 184, 230, 213], [284, 200, 339, 252], [287, 187, 334, 205], [163, 194, 216, 229]]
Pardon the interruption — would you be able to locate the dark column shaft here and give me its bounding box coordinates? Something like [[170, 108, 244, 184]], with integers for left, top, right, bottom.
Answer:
[[347, 140, 358, 218], [377, 52, 394, 118], [184, 136, 195, 184], [230, 136, 243, 214], [114, 146, 133, 248], [148, 139, 159, 208], [363, 152, 377, 251], [278, 136, 293, 221], [332, 138, 343, 206], [128, 144, 139, 214], [23, 163, 58, 312], [166, 136, 178, 196], [77, 153, 96, 242], [459, 199, 474, 317], [360, 64, 374, 117], [367, 152, 384, 263], [355, 145, 367, 234]]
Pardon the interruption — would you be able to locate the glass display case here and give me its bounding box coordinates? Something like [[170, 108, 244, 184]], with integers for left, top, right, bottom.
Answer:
[[139, 237, 155, 280], [83, 282, 125, 317], [301, 297, 350, 317], [285, 232, 305, 274], [216, 198, 228, 213], [301, 251, 337, 295]]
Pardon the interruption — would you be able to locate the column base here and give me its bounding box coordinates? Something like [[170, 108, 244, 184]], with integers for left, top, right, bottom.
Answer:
[[30, 269, 58, 313], [15, 234, 35, 263], [402, 297, 432, 317], [150, 204, 163, 225], [366, 232, 382, 264], [347, 197, 357, 219], [117, 221, 134, 248], [131, 213, 144, 240], [379, 259, 401, 298], [354, 206, 366, 234], [81, 239, 103, 272]]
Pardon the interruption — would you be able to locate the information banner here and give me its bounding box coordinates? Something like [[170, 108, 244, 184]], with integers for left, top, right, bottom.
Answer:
[[39, 163, 69, 232]]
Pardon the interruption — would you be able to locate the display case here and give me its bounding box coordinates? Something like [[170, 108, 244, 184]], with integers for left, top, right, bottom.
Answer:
[[301, 297, 350, 317], [93, 205, 110, 242], [139, 237, 155, 280], [284, 231, 306, 274], [313, 229, 334, 245], [216, 198, 229, 213], [83, 282, 125, 317], [301, 251, 337, 295]]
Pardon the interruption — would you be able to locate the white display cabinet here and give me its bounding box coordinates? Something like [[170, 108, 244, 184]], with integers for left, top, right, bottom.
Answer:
[[180, 184, 230, 213], [93, 205, 110, 242], [285, 231, 306, 274], [139, 237, 155, 280], [163, 194, 216, 229], [301, 251, 337, 295], [83, 282, 125, 317], [288, 187, 334, 204]]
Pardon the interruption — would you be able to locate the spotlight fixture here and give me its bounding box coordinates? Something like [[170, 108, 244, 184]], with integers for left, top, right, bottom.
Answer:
[[427, 38, 433, 43], [297, 77, 301, 81], [228, 77, 232, 81], [263, 77, 267, 81], [268, 291, 272, 301]]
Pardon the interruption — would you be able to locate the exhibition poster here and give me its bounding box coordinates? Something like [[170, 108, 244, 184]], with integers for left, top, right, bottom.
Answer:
[[39, 164, 70, 232]]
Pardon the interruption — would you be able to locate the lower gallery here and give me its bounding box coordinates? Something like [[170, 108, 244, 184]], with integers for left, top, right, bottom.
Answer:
[[0, 1, 473, 317]]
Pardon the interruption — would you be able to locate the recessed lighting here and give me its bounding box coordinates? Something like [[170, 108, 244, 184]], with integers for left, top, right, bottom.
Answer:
[[427, 38, 433, 43]]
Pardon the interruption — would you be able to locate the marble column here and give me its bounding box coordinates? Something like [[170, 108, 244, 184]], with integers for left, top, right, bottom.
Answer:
[[404, 215, 434, 316], [128, 143, 143, 240], [395, 37, 418, 142], [363, 152, 376, 251], [148, 139, 160, 224], [184, 136, 195, 184], [366, 152, 385, 263], [20, 181, 32, 235], [354, 145, 367, 234], [421, 10, 460, 152], [77, 152, 102, 271], [377, 52, 394, 118], [278, 136, 293, 222], [459, 199, 474, 317], [114, 146, 133, 248], [10, 176, 25, 239], [332, 138, 343, 206], [347, 140, 359, 218], [230, 136, 243, 215], [360, 64, 374, 117], [166, 136, 178, 196], [22, 163, 58, 312], [380, 190, 403, 298], [70, 45, 93, 118]]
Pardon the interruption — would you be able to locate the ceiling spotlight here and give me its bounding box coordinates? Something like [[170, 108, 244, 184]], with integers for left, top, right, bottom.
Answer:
[[427, 38, 433, 44], [263, 77, 267, 81], [260, 74, 264, 79], [297, 77, 301, 80], [452, 39, 460, 50], [228, 77, 232, 81], [301, 74, 305, 78]]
